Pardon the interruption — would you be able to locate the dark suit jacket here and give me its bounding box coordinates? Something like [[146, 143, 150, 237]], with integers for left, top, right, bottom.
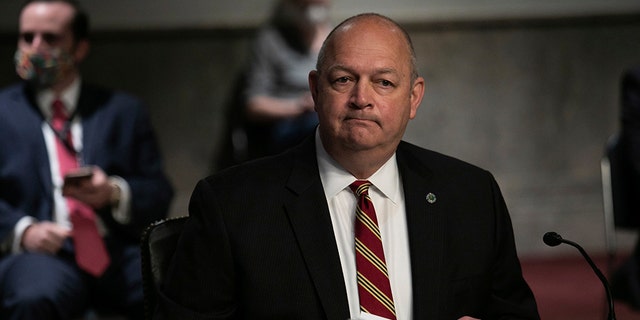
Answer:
[[159, 136, 539, 319], [0, 82, 174, 251]]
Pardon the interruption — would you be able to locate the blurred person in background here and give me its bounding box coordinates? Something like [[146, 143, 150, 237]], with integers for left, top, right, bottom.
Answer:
[[0, 0, 173, 319], [218, 0, 331, 168]]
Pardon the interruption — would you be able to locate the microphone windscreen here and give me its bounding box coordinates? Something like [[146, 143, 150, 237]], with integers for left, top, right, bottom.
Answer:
[[543, 232, 563, 247]]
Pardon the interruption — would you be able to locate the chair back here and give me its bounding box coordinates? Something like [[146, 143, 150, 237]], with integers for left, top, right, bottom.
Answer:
[[604, 134, 640, 229], [140, 216, 188, 320]]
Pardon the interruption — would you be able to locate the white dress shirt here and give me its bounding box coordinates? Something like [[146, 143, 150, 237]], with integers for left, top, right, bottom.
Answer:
[[315, 130, 413, 320]]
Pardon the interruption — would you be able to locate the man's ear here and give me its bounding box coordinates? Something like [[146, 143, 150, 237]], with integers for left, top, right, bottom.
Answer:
[[73, 39, 90, 63], [409, 76, 425, 119], [308, 70, 319, 111]]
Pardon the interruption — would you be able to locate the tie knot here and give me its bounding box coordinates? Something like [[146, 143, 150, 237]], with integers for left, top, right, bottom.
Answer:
[[349, 180, 372, 197], [52, 99, 67, 121]]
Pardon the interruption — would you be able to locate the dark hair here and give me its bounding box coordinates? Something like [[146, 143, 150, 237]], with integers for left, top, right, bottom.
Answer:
[[20, 0, 90, 41]]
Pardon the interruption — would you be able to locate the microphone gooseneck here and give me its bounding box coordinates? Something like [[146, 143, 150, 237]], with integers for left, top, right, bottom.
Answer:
[[542, 232, 616, 320]]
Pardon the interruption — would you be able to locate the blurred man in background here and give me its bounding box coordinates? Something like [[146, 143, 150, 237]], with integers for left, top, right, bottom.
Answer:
[[0, 1, 173, 319]]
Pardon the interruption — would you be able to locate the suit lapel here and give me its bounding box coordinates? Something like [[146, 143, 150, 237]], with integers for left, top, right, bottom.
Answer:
[[13, 85, 53, 197], [284, 137, 350, 320], [397, 142, 447, 319], [75, 84, 113, 165], [76, 84, 96, 164]]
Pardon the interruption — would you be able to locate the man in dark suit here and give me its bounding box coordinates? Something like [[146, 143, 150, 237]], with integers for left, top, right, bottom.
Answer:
[[0, 1, 174, 319], [159, 13, 538, 320]]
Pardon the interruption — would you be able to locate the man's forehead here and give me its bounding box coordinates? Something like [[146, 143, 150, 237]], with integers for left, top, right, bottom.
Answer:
[[332, 20, 405, 51], [329, 27, 407, 61], [20, 2, 75, 30]]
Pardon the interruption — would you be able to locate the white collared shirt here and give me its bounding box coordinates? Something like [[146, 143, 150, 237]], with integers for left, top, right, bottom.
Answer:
[[315, 130, 413, 320]]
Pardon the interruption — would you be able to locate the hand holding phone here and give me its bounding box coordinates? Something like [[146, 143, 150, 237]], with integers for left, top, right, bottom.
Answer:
[[63, 167, 94, 187]]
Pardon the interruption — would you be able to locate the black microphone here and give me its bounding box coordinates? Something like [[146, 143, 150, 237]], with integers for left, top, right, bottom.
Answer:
[[542, 231, 563, 247], [542, 232, 616, 320]]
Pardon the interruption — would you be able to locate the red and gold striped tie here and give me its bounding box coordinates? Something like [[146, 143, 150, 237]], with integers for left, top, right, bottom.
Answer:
[[350, 180, 396, 320]]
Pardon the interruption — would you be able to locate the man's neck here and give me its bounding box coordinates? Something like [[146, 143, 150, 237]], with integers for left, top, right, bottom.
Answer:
[[329, 147, 396, 179], [318, 130, 400, 179], [48, 72, 79, 96]]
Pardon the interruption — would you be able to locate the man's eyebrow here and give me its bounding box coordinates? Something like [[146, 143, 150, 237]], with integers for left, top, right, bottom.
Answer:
[[327, 65, 353, 74], [327, 65, 400, 76], [374, 68, 400, 76]]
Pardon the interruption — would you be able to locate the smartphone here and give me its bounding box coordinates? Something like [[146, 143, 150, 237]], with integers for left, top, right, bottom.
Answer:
[[63, 167, 94, 187]]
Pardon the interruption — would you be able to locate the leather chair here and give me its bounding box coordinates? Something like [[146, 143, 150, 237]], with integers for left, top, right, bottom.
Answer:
[[604, 133, 640, 309], [601, 134, 640, 268], [140, 216, 189, 320]]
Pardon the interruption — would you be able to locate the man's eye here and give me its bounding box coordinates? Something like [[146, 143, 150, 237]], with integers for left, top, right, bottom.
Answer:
[[42, 33, 60, 44], [334, 77, 349, 84], [20, 33, 34, 44], [380, 80, 393, 87], [18, 32, 60, 45]]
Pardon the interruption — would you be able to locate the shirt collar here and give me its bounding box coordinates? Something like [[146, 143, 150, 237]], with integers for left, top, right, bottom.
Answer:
[[315, 128, 401, 203], [37, 77, 82, 119]]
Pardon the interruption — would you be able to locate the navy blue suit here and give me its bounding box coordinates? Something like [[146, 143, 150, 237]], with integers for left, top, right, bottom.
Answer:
[[159, 136, 539, 319], [0, 82, 174, 319]]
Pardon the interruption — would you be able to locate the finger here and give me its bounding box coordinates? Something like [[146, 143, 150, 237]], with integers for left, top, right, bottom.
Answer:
[[35, 237, 57, 255]]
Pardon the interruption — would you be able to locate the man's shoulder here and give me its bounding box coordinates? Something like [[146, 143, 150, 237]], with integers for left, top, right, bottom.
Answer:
[[81, 82, 142, 103], [205, 139, 315, 192], [79, 83, 148, 116], [398, 141, 488, 173], [0, 82, 25, 100], [0, 83, 30, 115], [211, 151, 296, 181], [396, 140, 496, 189]]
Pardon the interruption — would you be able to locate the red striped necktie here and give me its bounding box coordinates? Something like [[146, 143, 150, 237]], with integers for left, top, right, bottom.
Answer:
[[52, 99, 110, 277], [349, 180, 396, 320]]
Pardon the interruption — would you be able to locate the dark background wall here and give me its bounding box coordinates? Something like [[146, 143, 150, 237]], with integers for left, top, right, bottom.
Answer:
[[0, 1, 639, 257]]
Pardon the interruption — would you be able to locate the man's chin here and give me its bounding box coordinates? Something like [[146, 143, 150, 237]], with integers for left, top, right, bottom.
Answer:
[[342, 135, 378, 151]]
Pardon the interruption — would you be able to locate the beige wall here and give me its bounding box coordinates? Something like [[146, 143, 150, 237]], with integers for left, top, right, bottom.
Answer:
[[1, 0, 639, 30], [0, 10, 639, 257]]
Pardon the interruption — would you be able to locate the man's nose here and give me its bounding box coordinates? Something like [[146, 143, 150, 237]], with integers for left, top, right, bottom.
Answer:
[[30, 34, 46, 50], [21, 33, 51, 51], [349, 80, 373, 109]]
